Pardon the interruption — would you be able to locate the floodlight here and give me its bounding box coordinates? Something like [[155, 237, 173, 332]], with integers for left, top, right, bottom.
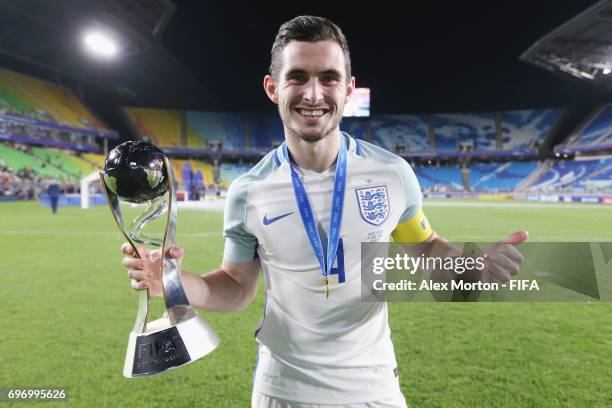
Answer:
[[83, 30, 118, 58]]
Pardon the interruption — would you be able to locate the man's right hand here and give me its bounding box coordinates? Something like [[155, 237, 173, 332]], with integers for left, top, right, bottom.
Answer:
[[121, 243, 184, 297]]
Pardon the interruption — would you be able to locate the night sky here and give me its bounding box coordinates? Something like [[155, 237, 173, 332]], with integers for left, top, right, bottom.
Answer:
[[159, 0, 608, 114]]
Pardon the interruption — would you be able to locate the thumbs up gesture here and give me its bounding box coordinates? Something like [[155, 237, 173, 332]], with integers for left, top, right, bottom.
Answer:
[[480, 231, 528, 283]]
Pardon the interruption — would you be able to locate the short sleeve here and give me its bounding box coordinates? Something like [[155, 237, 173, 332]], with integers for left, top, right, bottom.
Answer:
[[396, 159, 423, 223], [223, 176, 258, 262], [390, 160, 432, 243]]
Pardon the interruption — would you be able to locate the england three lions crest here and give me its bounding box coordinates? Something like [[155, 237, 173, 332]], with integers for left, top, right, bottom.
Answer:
[[356, 185, 390, 226]]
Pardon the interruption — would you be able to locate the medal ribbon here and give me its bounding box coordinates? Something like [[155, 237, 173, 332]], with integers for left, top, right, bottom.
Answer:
[[282, 134, 347, 293]]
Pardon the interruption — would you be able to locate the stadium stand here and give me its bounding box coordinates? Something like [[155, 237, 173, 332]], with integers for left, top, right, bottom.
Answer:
[[341, 118, 369, 143], [563, 103, 612, 148], [0, 66, 584, 202], [170, 159, 214, 188], [67, 154, 102, 175], [581, 164, 612, 192], [186, 129, 203, 148], [434, 112, 496, 152], [119, 106, 568, 159], [219, 163, 252, 188], [0, 143, 68, 180], [500, 109, 561, 151], [81, 153, 105, 169], [371, 115, 429, 152], [413, 165, 465, 192], [31, 147, 86, 179], [0, 68, 107, 130], [171, 159, 190, 185], [185, 114, 205, 148], [527, 158, 612, 192], [76, 100, 611, 202], [188, 160, 214, 186], [248, 113, 284, 150], [187, 112, 245, 150], [470, 161, 539, 192], [123, 107, 182, 147]]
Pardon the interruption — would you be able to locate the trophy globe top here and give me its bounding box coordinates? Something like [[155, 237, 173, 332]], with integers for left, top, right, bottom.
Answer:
[[103, 141, 169, 204]]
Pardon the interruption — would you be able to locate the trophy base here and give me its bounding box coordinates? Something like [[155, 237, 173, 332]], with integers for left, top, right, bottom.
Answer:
[[123, 313, 220, 378]]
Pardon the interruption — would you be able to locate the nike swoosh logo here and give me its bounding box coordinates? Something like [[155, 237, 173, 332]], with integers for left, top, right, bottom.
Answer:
[[263, 212, 294, 225]]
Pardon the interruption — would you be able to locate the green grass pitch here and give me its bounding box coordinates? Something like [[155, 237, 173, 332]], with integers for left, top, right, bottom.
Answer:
[[1, 199, 611, 407]]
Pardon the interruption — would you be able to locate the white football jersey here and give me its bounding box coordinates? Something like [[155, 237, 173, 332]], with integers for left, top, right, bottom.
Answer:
[[223, 133, 424, 404]]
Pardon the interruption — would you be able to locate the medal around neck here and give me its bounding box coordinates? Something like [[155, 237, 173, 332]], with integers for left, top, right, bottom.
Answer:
[[100, 140, 220, 378], [282, 133, 348, 297]]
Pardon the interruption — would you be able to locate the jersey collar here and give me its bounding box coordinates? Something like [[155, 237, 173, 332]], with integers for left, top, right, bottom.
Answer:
[[274, 131, 358, 168]]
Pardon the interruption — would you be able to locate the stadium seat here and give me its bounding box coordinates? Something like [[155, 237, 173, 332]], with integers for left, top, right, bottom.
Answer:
[[470, 161, 539, 192], [563, 103, 612, 149], [0, 67, 108, 130], [371, 115, 430, 152], [124, 107, 182, 147], [501, 109, 561, 151]]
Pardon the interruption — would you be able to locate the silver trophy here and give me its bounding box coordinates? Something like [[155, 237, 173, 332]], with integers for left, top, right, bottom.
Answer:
[[100, 141, 219, 378]]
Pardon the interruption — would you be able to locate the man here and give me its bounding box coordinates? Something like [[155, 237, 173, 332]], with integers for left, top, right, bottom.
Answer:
[[47, 178, 61, 214], [123, 16, 527, 407]]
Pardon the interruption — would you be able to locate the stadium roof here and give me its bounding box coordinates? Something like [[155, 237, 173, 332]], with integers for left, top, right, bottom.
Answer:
[[521, 0, 612, 87]]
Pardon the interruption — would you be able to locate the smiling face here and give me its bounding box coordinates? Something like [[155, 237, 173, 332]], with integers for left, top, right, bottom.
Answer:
[[264, 40, 355, 143]]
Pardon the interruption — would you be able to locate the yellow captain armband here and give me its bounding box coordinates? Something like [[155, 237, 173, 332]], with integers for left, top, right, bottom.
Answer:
[[391, 208, 433, 243]]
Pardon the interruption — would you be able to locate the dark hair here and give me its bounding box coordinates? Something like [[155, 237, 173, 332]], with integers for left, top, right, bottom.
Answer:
[[270, 16, 351, 82]]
